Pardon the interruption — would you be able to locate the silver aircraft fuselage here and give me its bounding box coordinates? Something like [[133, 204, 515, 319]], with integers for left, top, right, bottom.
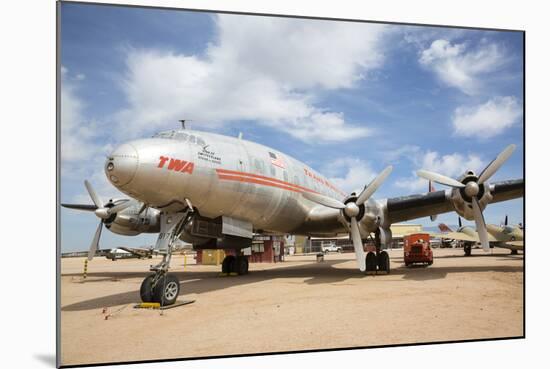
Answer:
[[105, 129, 355, 236]]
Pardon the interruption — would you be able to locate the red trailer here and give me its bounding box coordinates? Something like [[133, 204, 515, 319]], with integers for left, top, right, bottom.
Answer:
[[404, 233, 433, 267]]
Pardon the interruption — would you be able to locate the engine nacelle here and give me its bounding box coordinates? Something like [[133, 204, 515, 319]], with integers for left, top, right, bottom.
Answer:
[[105, 207, 160, 236], [450, 173, 493, 220]]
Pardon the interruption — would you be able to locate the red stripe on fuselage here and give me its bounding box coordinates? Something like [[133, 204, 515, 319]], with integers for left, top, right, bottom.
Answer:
[[215, 169, 319, 194]]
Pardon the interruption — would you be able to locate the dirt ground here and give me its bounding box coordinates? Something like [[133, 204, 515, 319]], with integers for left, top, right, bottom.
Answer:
[[60, 248, 523, 366]]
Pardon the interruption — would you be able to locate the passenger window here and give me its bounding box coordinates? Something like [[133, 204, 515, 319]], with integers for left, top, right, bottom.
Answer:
[[254, 159, 263, 174], [283, 171, 288, 182], [270, 166, 276, 177]]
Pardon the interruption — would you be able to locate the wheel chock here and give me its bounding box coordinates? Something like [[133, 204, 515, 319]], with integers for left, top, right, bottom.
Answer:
[[218, 272, 228, 277], [133, 300, 195, 310], [229, 272, 239, 276], [134, 302, 161, 309]]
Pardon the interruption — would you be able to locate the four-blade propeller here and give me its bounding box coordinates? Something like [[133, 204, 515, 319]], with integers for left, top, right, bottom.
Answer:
[[302, 166, 393, 271], [417, 144, 516, 251]]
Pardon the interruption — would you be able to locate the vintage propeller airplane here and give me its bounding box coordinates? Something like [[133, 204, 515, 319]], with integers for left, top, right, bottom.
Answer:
[[62, 124, 523, 305], [434, 216, 524, 256]]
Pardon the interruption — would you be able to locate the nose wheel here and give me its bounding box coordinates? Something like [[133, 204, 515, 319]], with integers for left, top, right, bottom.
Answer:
[[140, 273, 180, 306]]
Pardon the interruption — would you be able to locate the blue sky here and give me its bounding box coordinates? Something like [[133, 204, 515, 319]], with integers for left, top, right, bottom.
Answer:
[[60, 3, 524, 252]]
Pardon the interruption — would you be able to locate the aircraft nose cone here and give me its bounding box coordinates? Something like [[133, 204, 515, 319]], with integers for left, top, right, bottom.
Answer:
[[105, 143, 138, 187]]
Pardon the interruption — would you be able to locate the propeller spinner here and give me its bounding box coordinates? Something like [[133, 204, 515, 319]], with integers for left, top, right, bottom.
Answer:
[[417, 144, 516, 251]]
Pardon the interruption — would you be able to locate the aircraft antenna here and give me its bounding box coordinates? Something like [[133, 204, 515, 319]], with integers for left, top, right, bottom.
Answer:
[[179, 119, 187, 129]]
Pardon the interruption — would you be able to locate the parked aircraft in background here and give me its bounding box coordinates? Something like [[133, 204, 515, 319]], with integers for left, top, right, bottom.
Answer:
[[62, 123, 523, 305], [433, 216, 524, 256]]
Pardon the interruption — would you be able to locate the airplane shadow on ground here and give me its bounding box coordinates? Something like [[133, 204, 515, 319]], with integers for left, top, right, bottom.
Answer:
[[61, 258, 523, 312]]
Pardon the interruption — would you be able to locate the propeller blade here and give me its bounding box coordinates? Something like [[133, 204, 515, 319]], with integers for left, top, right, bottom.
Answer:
[[350, 217, 366, 272], [108, 199, 135, 214], [61, 204, 98, 211], [472, 198, 490, 251], [84, 180, 104, 208], [478, 144, 516, 184], [416, 170, 465, 188], [505, 215, 508, 226], [356, 166, 393, 205], [302, 191, 345, 209], [458, 217, 462, 228], [88, 221, 103, 261]]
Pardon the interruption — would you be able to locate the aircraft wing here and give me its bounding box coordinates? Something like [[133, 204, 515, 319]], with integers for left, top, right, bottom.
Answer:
[[119, 247, 154, 258], [429, 232, 479, 242], [506, 240, 524, 247], [385, 179, 523, 224]]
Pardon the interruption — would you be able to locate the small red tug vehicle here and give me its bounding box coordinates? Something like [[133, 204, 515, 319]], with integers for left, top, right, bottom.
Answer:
[[404, 233, 433, 267]]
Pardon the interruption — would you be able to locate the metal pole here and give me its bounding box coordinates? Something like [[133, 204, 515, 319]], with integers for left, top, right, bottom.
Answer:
[[83, 259, 88, 279]]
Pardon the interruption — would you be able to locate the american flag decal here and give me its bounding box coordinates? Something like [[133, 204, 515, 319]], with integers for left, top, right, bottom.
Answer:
[[269, 152, 285, 169]]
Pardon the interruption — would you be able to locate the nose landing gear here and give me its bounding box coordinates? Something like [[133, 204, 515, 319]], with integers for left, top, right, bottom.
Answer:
[[140, 273, 180, 306], [139, 211, 189, 306]]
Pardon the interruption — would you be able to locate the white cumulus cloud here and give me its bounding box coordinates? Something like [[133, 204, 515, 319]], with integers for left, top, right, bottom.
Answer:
[[419, 39, 505, 95], [321, 157, 377, 195], [452, 96, 522, 138], [61, 67, 102, 162], [394, 150, 484, 192], [116, 14, 389, 142]]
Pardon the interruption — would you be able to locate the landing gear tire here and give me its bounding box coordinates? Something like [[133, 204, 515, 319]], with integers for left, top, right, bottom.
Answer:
[[222, 255, 235, 274], [140, 274, 155, 303], [511, 250, 518, 255], [236, 256, 249, 275], [151, 273, 180, 306], [464, 245, 472, 256], [365, 252, 377, 274], [377, 251, 390, 274]]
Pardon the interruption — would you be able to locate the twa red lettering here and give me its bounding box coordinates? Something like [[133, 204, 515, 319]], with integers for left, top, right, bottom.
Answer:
[[157, 156, 194, 174], [158, 156, 169, 168], [168, 158, 188, 171]]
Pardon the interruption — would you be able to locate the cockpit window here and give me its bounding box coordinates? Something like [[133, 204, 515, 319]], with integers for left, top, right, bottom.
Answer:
[[152, 130, 176, 139], [152, 130, 207, 146], [174, 132, 188, 141]]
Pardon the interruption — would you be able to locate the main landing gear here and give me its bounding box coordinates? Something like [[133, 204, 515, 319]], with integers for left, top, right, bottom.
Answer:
[[364, 230, 390, 274], [139, 212, 189, 306], [221, 254, 249, 275]]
